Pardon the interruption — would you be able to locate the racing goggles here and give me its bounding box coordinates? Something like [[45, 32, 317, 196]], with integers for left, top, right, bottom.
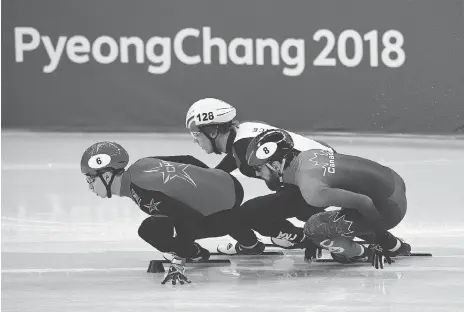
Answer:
[[190, 131, 201, 139], [85, 175, 97, 184]]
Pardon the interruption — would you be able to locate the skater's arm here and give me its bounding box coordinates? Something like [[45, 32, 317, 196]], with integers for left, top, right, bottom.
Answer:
[[215, 154, 237, 172], [322, 188, 383, 226], [295, 174, 383, 226]]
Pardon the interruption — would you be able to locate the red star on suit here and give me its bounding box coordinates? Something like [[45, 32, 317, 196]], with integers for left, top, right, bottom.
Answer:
[[144, 198, 162, 213], [142, 160, 197, 187]]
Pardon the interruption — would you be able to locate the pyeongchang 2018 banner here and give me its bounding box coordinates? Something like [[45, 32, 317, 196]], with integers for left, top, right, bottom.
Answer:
[[2, 0, 464, 133]]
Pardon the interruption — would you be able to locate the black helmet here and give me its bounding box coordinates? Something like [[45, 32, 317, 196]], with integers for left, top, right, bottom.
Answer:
[[246, 129, 294, 167]]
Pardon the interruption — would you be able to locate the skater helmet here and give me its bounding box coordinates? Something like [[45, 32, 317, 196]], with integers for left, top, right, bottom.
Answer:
[[246, 129, 294, 167], [80, 142, 129, 198], [185, 98, 236, 133], [186, 98, 236, 154], [81, 141, 129, 176]]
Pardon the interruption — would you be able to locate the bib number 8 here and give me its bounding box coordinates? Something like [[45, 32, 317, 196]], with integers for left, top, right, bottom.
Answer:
[[256, 142, 278, 160]]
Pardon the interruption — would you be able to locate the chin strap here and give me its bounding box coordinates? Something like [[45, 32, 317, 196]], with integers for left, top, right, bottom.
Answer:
[[210, 136, 221, 154], [200, 126, 222, 154], [97, 170, 116, 198], [279, 158, 287, 183], [265, 158, 287, 184]]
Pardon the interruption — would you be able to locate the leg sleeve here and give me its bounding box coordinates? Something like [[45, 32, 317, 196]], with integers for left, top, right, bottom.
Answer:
[[303, 210, 370, 259], [199, 187, 315, 239], [138, 216, 199, 258], [377, 171, 407, 230], [304, 209, 373, 239], [195, 210, 260, 247]]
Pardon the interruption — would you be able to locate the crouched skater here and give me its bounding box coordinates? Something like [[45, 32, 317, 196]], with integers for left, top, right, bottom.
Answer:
[[246, 129, 411, 269], [80, 141, 269, 285]]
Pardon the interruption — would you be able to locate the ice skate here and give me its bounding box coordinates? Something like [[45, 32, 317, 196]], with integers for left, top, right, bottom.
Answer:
[[163, 243, 210, 262], [216, 241, 265, 255]]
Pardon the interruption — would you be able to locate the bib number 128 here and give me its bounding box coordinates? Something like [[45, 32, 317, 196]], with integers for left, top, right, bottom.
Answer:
[[313, 29, 405, 68]]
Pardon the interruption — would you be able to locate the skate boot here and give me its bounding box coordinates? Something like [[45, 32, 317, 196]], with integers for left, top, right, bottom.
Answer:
[[217, 241, 265, 255], [330, 245, 371, 264], [190, 243, 211, 262], [270, 229, 307, 249], [163, 243, 210, 262], [387, 238, 411, 257]]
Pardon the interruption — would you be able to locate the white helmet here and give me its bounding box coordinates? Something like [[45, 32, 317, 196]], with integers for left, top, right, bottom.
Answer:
[[186, 98, 236, 132]]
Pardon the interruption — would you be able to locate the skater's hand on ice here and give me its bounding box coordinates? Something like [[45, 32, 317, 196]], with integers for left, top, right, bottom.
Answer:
[[161, 258, 191, 285], [304, 241, 323, 262], [369, 244, 393, 269]]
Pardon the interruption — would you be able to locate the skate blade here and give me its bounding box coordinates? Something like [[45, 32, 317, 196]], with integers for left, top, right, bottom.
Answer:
[[313, 252, 432, 263], [212, 251, 284, 256]]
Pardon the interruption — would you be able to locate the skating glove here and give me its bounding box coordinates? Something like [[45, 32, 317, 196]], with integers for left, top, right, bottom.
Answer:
[[161, 257, 191, 285], [304, 241, 323, 262], [369, 244, 393, 269]]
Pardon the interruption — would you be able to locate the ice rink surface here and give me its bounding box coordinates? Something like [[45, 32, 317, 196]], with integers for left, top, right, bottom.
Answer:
[[2, 132, 464, 312]]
